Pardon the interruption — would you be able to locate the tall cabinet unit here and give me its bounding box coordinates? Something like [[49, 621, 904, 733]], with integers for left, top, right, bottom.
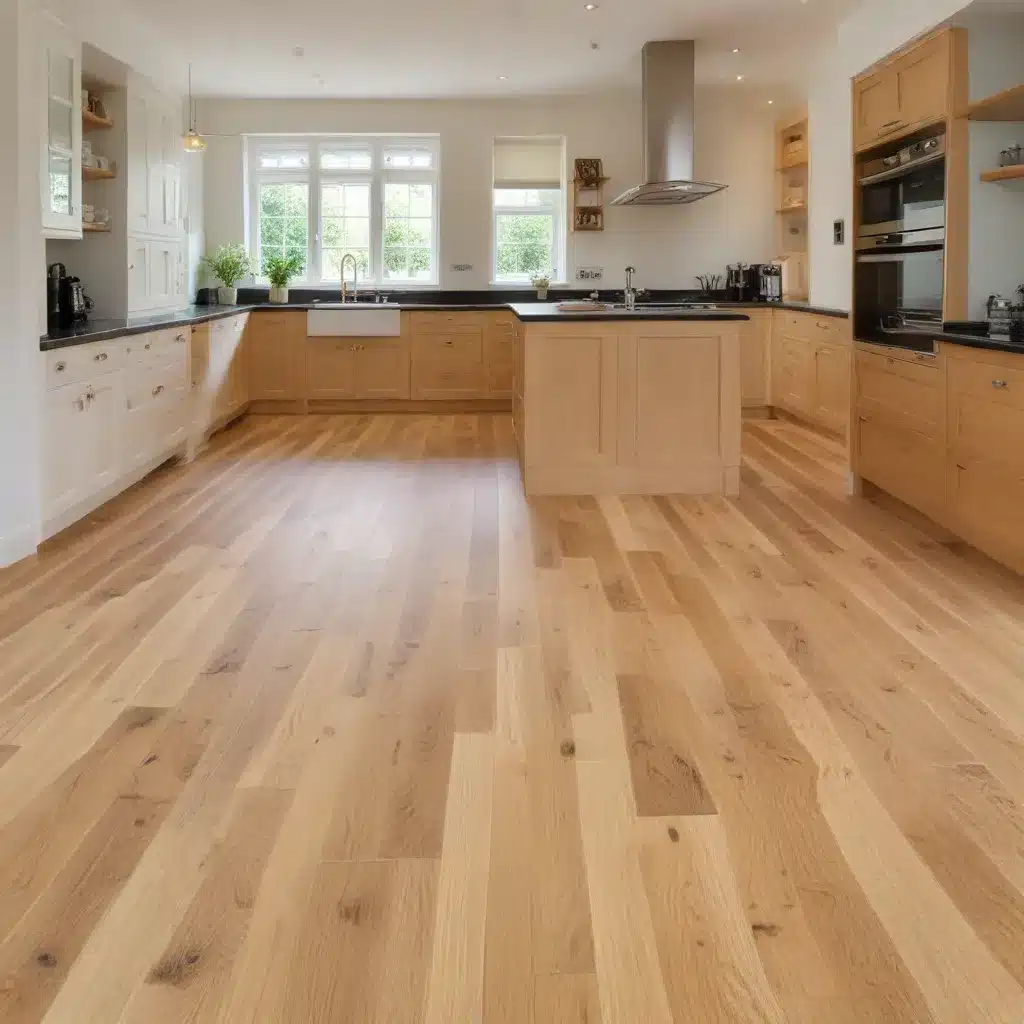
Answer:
[[127, 80, 186, 315], [40, 15, 83, 239], [775, 115, 809, 301]]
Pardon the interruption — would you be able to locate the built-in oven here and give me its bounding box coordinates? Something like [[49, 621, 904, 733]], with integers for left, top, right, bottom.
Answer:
[[855, 131, 946, 348], [858, 134, 946, 247]]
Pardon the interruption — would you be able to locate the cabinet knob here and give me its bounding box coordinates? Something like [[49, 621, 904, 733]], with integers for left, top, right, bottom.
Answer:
[[992, 379, 1009, 389], [85, 386, 95, 402], [94, 352, 108, 362], [145, 343, 151, 350], [55, 361, 66, 372], [444, 340, 454, 347], [152, 384, 165, 396]]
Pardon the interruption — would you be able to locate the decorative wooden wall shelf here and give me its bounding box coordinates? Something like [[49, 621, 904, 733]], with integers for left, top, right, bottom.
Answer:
[[573, 158, 607, 232], [980, 164, 1024, 187], [967, 83, 1024, 121]]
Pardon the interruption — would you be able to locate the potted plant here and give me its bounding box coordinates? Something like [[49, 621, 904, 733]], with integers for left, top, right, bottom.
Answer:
[[531, 273, 551, 301], [263, 252, 304, 304], [202, 243, 252, 305]]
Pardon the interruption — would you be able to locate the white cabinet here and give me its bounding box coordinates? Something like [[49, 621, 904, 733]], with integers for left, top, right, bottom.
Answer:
[[127, 84, 182, 239], [42, 333, 189, 538], [128, 238, 183, 314], [40, 16, 82, 238]]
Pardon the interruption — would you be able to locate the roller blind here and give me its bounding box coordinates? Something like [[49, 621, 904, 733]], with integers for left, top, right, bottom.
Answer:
[[493, 137, 564, 190]]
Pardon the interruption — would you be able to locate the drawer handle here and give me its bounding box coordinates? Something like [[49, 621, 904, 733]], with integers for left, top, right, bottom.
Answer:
[[94, 352, 108, 362], [992, 379, 1009, 389], [55, 361, 66, 372], [85, 386, 95, 402], [816, 321, 831, 329], [176, 333, 186, 342], [956, 463, 966, 471], [152, 385, 165, 396], [444, 340, 454, 347]]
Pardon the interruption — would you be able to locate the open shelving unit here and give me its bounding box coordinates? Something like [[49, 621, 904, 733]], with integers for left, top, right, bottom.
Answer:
[[82, 221, 111, 232], [82, 107, 113, 130], [83, 165, 116, 181], [774, 114, 809, 301], [967, 83, 1024, 121], [980, 165, 1024, 186]]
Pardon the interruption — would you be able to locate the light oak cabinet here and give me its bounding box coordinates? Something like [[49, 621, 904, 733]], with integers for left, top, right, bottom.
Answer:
[[520, 320, 741, 495], [946, 348, 1024, 572], [853, 30, 958, 152], [485, 313, 516, 399], [249, 312, 306, 401], [740, 311, 771, 408], [772, 333, 815, 417], [813, 343, 852, 436], [411, 329, 486, 400], [191, 314, 248, 438], [307, 338, 411, 400]]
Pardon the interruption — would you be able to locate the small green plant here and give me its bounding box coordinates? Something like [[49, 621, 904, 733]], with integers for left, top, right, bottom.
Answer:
[[202, 243, 252, 287], [262, 251, 304, 288], [531, 272, 552, 289]]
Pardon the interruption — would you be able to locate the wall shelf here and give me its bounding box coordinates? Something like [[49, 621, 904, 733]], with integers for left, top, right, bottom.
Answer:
[[777, 202, 808, 214], [980, 165, 1024, 186], [82, 108, 113, 130], [572, 160, 608, 232], [82, 222, 111, 232], [967, 83, 1024, 121], [83, 166, 116, 181]]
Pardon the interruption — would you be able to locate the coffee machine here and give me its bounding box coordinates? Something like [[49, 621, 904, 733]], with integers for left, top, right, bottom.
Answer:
[[755, 263, 783, 303], [47, 263, 90, 329]]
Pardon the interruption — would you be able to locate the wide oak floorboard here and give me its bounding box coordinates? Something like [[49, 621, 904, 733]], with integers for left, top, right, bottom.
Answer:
[[0, 413, 1022, 1023]]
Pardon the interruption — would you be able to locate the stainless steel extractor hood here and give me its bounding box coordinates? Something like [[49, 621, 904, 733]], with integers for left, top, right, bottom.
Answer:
[[610, 40, 726, 206]]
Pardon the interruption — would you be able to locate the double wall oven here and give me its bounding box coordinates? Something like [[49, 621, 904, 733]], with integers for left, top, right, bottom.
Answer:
[[854, 132, 946, 351]]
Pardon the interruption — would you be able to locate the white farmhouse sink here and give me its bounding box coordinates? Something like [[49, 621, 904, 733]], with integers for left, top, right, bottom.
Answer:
[[307, 307, 402, 337]]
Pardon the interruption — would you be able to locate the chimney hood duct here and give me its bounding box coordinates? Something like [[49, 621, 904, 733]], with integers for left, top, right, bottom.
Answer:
[[610, 40, 726, 206]]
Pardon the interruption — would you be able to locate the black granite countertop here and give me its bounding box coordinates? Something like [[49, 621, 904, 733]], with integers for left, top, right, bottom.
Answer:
[[508, 303, 750, 323], [40, 293, 839, 352]]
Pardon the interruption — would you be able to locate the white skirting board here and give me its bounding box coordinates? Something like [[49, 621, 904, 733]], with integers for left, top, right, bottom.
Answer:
[[0, 523, 38, 569]]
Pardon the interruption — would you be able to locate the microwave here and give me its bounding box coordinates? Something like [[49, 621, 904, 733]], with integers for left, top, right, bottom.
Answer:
[[857, 135, 946, 248]]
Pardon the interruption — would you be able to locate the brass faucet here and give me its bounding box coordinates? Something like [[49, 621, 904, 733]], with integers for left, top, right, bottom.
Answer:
[[340, 253, 359, 302]]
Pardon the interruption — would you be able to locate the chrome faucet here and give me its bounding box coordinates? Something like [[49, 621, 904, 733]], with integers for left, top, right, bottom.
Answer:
[[340, 253, 359, 302], [623, 265, 646, 311]]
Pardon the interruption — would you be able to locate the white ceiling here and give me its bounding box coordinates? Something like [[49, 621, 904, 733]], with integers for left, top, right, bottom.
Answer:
[[124, 0, 860, 100]]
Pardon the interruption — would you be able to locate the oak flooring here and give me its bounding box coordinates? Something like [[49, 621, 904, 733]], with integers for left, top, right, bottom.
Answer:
[[1, 413, 1023, 1023]]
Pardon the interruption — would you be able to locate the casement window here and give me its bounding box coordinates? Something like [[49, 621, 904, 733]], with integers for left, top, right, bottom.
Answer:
[[492, 137, 566, 284], [247, 136, 440, 286]]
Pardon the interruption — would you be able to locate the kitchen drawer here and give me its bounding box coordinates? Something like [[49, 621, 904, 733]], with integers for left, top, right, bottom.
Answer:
[[948, 355, 1024, 408], [45, 341, 123, 390], [413, 333, 484, 365], [488, 312, 516, 332], [855, 349, 942, 438], [122, 333, 160, 363], [485, 333, 515, 365], [413, 361, 485, 399], [409, 311, 489, 333], [948, 457, 1024, 574], [778, 310, 847, 345], [488, 361, 514, 398]]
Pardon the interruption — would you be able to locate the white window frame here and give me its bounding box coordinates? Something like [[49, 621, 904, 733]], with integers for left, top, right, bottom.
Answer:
[[247, 135, 441, 287], [492, 189, 566, 285]]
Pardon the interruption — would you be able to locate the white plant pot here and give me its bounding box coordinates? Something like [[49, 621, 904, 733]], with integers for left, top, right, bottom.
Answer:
[[269, 285, 289, 304], [218, 286, 237, 305], [536, 288, 549, 301]]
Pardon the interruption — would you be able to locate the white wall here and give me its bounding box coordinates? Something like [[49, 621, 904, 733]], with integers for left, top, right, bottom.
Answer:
[[0, 0, 45, 566], [198, 90, 777, 292], [807, 0, 969, 310]]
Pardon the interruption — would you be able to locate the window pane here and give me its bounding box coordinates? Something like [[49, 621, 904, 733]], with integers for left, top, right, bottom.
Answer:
[[259, 182, 308, 276], [495, 213, 554, 279], [494, 187, 561, 209], [320, 146, 372, 170], [382, 182, 434, 282], [321, 182, 371, 280], [259, 147, 310, 170], [383, 147, 433, 169]]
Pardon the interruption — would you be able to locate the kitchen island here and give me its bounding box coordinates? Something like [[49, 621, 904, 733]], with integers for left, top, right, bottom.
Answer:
[[509, 304, 748, 496]]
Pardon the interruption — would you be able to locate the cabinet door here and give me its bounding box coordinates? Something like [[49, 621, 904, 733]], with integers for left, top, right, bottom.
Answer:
[[948, 458, 1024, 573], [895, 34, 949, 130], [355, 340, 410, 400], [523, 331, 617, 471], [485, 315, 516, 399], [853, 71, 901, 150], [772, 334, 814, 415], [43, 382, 89, 521], [813, 342, 850, 436], [307, 339, 357, 399], [41, 21, 82, 237], [83, 373, 124, 495], [127, 92, 153, 233], [250, 318, 304, 400], [740, 314, 770, 407], [123, 363, 156, 471], [127, 239, 151, 313], [190, 327, 216, 435], [228, 316, 249, 411], [148, 241, 179, 310], [856, 413, 944, 517], [618, 332, 721, 472]]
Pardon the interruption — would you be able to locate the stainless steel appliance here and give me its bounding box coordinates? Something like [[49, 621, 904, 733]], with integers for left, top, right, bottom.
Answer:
[[857, 134, 945, 249], [726, 263, 755, 302], [757, 264, 782, 303], [987, 294, 1012, 337], [854, 133, 946, 345], [47, 262, 65, 332]]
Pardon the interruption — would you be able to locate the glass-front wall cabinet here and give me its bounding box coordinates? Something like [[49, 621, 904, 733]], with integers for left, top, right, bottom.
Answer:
[[41, 16, 82, 237]]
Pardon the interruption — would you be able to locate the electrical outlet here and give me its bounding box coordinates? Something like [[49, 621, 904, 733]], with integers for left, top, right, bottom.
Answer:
[[450, 263, 473, 272], [575, 266, 604, 282]]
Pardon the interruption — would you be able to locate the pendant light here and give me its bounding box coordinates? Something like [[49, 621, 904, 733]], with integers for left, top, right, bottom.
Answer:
[[183, 63, 207, 153]]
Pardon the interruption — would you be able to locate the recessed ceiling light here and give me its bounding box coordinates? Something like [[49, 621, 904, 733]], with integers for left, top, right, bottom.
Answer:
[[768, 99, 774, 105], [292, 46, 305, 57], [732, 48, 740, 53], [584, 3, 598, 9], [737, 75, 744, 81], [498, 75, 508, 80]]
